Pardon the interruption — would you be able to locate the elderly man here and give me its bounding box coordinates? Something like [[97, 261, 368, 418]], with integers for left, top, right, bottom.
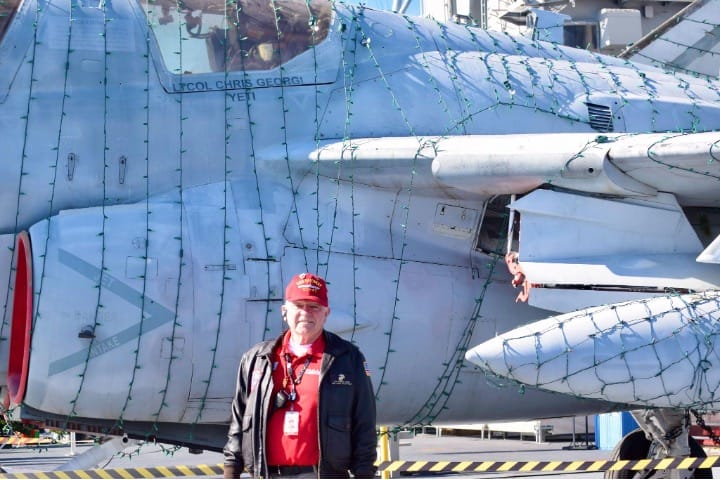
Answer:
[[223, 273, 377, 478]]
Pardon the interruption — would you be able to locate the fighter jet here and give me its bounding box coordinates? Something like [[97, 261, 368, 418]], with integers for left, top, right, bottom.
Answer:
[[1, 0, 720, 473]]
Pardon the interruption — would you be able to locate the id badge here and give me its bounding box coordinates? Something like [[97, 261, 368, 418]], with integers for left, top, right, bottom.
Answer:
[[283, 411, 300, 436]]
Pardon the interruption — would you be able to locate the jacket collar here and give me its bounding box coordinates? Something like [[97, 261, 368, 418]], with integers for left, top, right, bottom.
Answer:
[[256, 330, 350, 358], [321, 330, 351, 357]]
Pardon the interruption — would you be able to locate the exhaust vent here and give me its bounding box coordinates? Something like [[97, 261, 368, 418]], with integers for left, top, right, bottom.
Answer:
[[586, 102, 614, 132]]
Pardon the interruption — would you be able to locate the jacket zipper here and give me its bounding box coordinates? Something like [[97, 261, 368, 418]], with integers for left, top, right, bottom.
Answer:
[[317, 349, 335, 478], [260, 353, 273, 478]]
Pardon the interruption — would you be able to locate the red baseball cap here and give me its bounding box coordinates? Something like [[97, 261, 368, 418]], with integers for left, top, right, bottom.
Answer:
[[285, 273, 328, 307]]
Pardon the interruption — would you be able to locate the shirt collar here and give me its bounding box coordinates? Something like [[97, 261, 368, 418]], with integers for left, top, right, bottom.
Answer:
[[281, 330, 326, 358]]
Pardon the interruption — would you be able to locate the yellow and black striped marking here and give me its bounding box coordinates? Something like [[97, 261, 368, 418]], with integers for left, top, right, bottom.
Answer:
[[0, 457, 719, 478], [0, 464, 223, 479], [376, 456, 720, 474]]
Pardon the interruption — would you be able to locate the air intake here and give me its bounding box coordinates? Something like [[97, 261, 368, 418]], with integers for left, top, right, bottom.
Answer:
[[586, 103, 614, 132]]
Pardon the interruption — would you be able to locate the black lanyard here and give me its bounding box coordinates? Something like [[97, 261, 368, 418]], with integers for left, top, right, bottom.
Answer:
[[284, 353, 311, 401]]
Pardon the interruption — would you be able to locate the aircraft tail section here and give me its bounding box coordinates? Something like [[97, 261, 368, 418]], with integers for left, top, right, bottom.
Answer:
[[619, 0, 720, 78]]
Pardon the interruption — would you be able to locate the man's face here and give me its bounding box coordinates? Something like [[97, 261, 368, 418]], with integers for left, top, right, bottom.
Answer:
[[282, 299, 330, 343]]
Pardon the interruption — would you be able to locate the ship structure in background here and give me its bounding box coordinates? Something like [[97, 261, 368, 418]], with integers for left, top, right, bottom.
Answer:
[[424, 0, 720, 77]]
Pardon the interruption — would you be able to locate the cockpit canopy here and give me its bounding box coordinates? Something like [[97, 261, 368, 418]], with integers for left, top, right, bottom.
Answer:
[[141, 0, 333, 73], [0, 0, 21, 41]]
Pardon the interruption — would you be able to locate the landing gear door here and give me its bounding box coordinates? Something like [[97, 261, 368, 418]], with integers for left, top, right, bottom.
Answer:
[[182, 183, 249, 424]]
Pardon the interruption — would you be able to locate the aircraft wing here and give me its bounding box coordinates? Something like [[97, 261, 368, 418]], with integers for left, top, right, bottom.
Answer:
[[279, 131, 720, 206], [277, 131, 720, 313]]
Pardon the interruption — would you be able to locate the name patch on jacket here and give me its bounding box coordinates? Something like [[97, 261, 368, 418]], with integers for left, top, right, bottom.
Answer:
[[331, 373, 353, 386]]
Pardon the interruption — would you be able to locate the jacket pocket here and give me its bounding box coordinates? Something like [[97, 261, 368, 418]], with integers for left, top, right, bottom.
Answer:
[[326, 415, 352, 467]]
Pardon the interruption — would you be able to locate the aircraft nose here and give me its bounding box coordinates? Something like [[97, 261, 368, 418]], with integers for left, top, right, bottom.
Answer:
[[464, 338, 506, 376], [464, 319, 553, 384], [465, 306, 650, 402], [466, 293, 720, 410]]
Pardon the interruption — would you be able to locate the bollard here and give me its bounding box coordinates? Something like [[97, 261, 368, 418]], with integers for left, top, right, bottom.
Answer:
[[69, 432, 76, 456], [379, 426, 391, 479]]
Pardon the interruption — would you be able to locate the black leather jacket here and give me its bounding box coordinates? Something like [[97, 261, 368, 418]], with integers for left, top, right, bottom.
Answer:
[[223, 330, 377, 478]]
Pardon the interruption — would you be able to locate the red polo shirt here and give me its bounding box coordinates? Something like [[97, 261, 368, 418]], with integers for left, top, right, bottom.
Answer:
[[266, 331, 325, 466]]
